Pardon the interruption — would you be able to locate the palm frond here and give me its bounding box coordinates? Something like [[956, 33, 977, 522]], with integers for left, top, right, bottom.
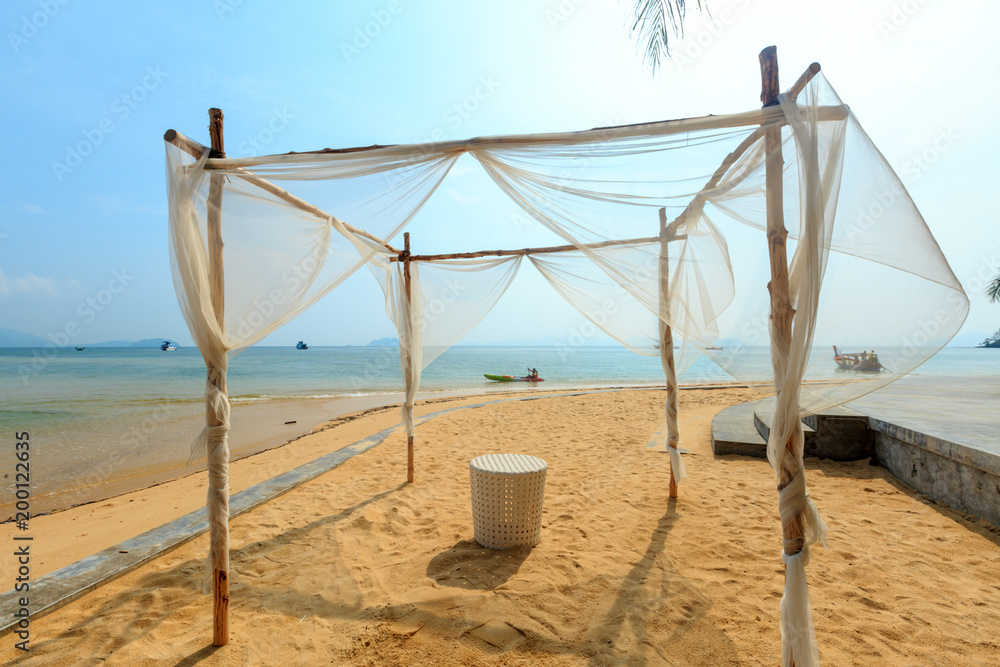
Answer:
[[629, 0, 701, 73], [986, 273, 1000, 303]]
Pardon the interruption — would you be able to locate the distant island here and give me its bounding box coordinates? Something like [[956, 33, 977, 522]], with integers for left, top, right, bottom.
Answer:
[[0, 328, 179, 348], [0, 327, 49, 347], [367, 337, 400, 347], [979, 330, 1000, 348]]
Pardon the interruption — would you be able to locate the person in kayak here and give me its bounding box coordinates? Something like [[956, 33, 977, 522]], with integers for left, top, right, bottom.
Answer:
[[528, 367, 539, 379]]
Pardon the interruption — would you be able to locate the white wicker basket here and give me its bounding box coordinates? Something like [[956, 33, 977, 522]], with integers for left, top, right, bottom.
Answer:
[[469, 453, 547, 550]]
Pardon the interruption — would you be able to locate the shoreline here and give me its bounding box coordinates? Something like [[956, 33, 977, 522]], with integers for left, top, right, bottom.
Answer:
[[3, 392, 409, 519]]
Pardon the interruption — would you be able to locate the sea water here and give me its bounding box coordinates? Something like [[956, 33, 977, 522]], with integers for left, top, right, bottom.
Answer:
[[1, 345, 997, 514]]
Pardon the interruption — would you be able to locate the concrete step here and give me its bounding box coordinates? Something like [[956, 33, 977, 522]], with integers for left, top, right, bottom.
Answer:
[[753, 397, 816, 451], [714, 398, 874, 462], [711, 401, 768, 458], [755, 397, 872, 460]]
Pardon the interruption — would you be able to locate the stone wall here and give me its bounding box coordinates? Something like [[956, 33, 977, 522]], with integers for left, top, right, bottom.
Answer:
[[871, 418, 1000, 528]]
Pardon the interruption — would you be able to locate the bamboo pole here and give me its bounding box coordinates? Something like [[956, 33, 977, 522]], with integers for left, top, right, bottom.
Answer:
[[388, 235, 670, 262], [788, 62, 822, 101], [658, 208, 679, 499], [760, 46, 806, 667], [206, 108, 230, 648], [179, 101, 843, 169], [207, 112, 225, 323], [182, 104, 807, 161], [760, 46, 804, 554], [402, 232, 415, 484], [163, 129, 400, 255]]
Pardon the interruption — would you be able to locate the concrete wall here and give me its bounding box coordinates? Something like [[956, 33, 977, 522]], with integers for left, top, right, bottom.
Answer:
[[872, 419, 1000, 528]]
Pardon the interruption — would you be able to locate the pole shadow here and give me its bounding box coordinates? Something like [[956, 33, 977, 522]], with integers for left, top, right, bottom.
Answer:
[[174, 643, 222, 666]]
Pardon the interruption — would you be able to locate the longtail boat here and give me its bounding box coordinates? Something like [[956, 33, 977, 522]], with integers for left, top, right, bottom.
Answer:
[[832, 346, 884, 373]]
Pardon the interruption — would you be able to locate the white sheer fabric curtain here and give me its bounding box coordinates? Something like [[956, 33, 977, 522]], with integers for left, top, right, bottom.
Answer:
[[178, 74, 964, 420], [165, 73, 968, 655], [360, 247, 524, 436], [767, 78, 848, 667], [167, 146, 233, 586], [658, 230, 686, 485], [166, 142, 458, 583]]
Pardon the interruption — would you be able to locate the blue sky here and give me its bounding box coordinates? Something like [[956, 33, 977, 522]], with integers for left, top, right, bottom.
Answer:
[[2, 0, 998, 347]]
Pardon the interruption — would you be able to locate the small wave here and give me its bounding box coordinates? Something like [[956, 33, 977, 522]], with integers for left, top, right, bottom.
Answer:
[[88, 396, 202, 407], [230, 390, 402, 403]]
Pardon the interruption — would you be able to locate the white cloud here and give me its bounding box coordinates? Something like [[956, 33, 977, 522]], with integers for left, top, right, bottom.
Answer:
[[16, 202, 47, 215], [448, 161, 476, 177], [446, 187, 477, 204], [0, 267, 58, 295], [16, 273, 57, 295]]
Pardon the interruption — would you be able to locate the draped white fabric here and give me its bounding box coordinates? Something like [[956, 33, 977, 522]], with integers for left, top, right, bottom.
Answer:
[[764, 83, 838, 667], [701, 81, 967, 416], [658, 228, 685, 484], [166, 71, 967, 663], [363, 250, 524, 435], [166, 146, 232, 587], [175, 74, 965, 415], [165, 143, 455, 585]]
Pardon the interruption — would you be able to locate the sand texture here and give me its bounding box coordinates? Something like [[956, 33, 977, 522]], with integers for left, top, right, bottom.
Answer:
[[3, 388, 999, 665]]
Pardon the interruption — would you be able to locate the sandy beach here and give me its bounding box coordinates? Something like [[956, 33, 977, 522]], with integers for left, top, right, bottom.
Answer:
[[3, 387, 999, 665]]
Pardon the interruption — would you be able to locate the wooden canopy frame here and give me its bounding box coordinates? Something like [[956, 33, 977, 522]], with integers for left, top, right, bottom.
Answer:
[[165, 47, 820, 663]]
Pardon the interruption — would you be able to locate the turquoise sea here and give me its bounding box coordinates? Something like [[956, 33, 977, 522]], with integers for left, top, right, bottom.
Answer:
[[1, 345, 997, 515]]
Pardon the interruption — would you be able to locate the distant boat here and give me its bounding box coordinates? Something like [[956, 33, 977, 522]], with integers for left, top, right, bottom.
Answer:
[[832, 345, 884, 373], [75, 346, 85, 351], [160, 341, 177, 351], [296, 341, 309, 350]]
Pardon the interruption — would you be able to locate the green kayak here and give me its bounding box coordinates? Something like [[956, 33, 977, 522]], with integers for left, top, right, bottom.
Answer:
[[484, 374, 545, 382]]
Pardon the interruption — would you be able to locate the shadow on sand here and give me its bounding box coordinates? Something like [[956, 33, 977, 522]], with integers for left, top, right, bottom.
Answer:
[[426, 540, 532, 590], [25, 484, 741, 665]]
